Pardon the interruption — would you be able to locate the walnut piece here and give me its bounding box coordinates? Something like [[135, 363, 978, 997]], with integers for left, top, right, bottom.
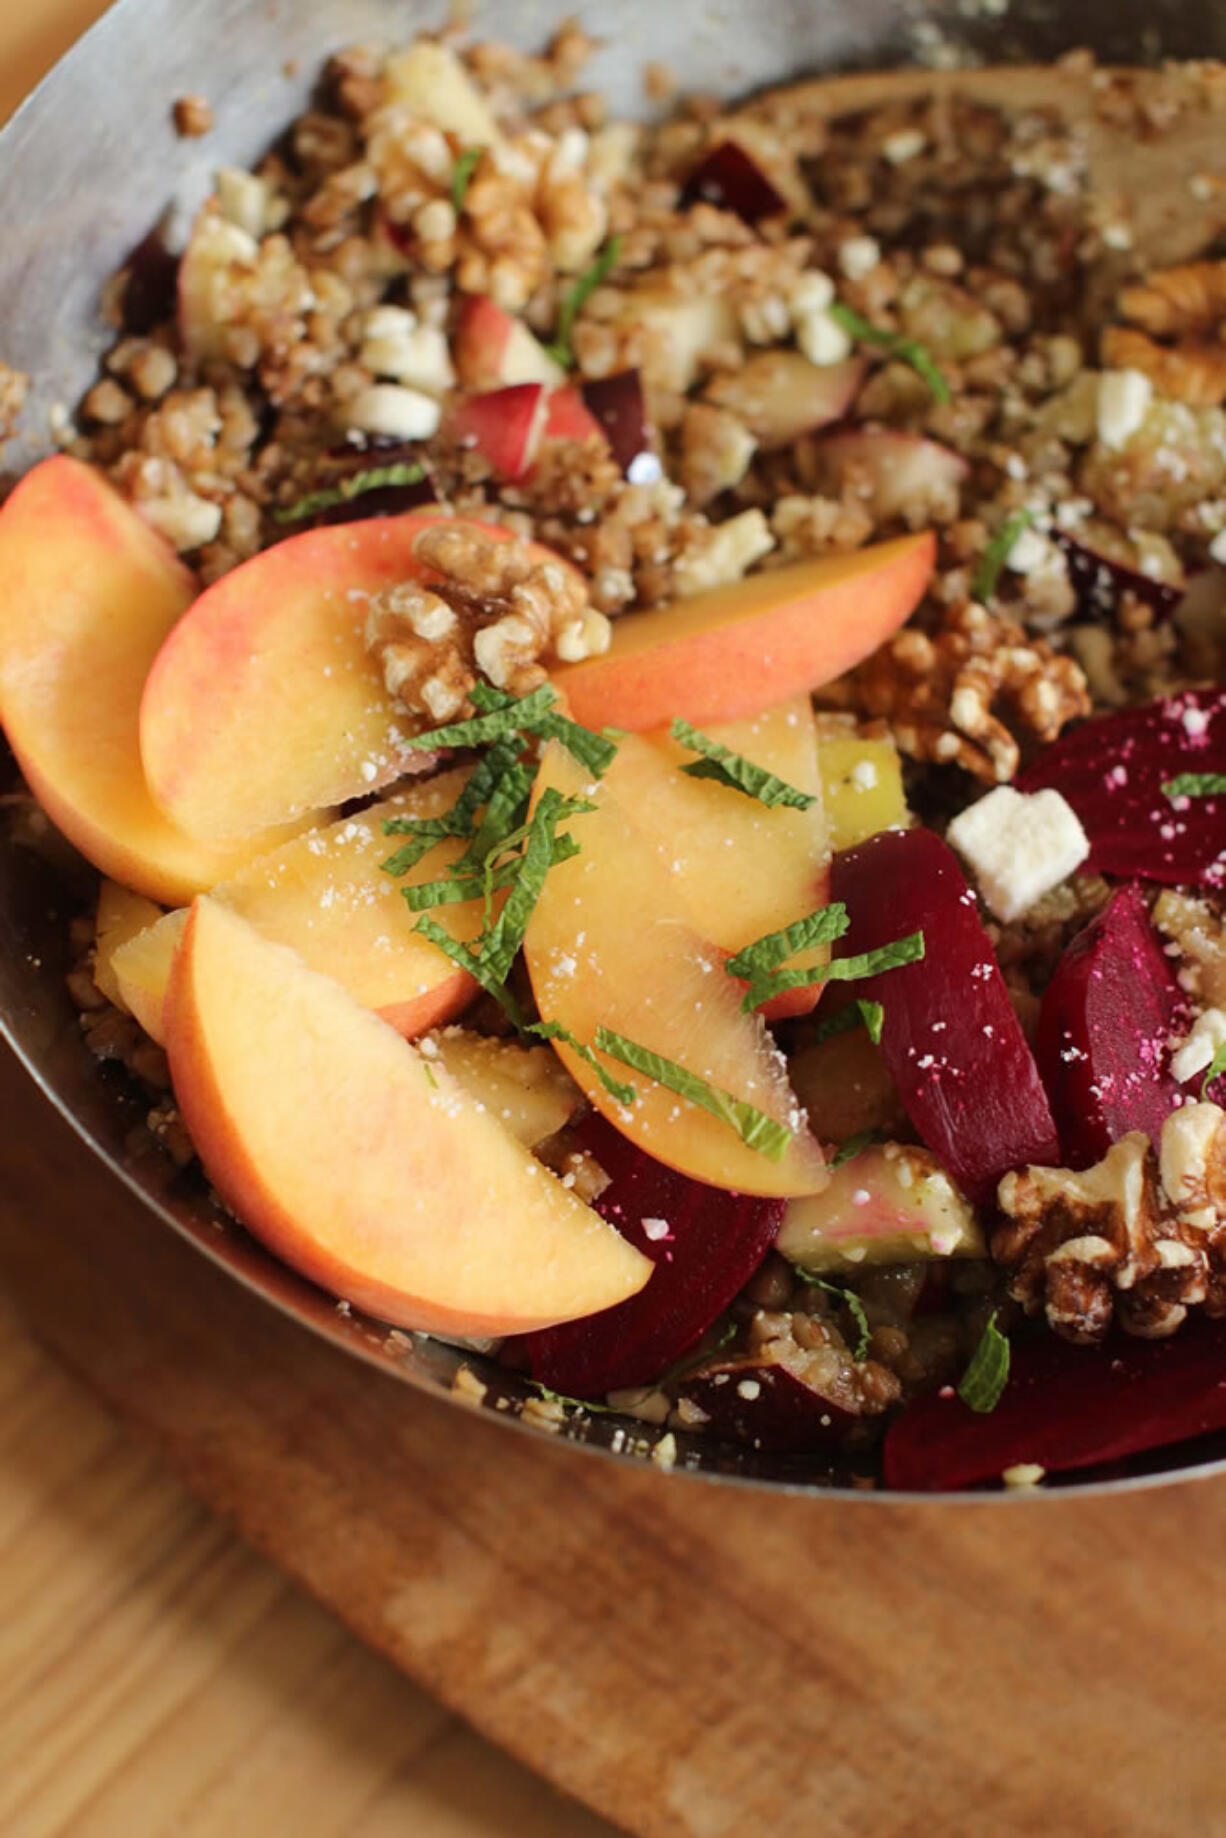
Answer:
[[365, 521, 610, 727], [849, 600, 1090, 784], [1101, 325, 1226, 409], [994, 1105, 1226, 1344]]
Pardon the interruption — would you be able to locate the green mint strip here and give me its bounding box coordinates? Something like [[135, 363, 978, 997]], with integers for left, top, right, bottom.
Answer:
[[1163, 772, 1226, 800], [670, 718, 817, 811], [592, 1027, 793, 1162], [829, 302, 951, 405], [813, 998, 885, 1048], [273, 461, 426, 525], [957, 1312, 1011, 1414], [401, 841, 581, 914], [725, 904, 850, 981], [451, 145, 484, 210], [526, 1379, 617, 1415], [740, 930, 924, 1014], [829, 1128, 883, 1168], [411, 915, 525, 1023], [543, 235, 622, 369], [450, 760, 536, 878], [791, 1268, 871, 1359], [380, 739, 525, 876], [479, 787, 584, 985], [470, 683, 618, 779], [973, 508, 1035, 604], [401, 683, 560, 752], [1201, 1040, 1226, 1100], [527, 1020, 637, 1106]]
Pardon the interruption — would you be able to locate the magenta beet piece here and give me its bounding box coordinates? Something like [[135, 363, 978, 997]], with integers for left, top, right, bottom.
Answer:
[[1035, 884, 1186, 1170], [514, 1113, 783, 1398], [1056, 532, 1183, 623], [883, 1318, 1226, 1491], [679, 140, 789, 224], [121, 225, 180, 334], [678, 1358, 858, 1453], [830, 828, 1060, 1205], [1018, 691, 1226, 889], [580, 370, 652, 476]]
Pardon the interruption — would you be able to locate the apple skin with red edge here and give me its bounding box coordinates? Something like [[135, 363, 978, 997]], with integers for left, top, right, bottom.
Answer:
[[814, 430, 968, 523], [452, 294, 565, 390], [829, 826, 1060, 1205], [580, 371, 651, 474], [447, 382, 547, 480], [1017, 690, 1226, 890], [514, 1112, 784, 1397], [550, 531, 935, 732], [1035, 884, 1187, 1170], [883, 1317, 1226, 1491]]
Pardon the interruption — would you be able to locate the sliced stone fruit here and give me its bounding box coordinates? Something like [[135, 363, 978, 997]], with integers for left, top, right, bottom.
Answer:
[[816, 729, 907, 852]]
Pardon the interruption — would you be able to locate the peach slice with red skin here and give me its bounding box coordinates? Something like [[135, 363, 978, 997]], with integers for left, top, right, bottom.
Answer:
[[524, 740, 828, 1198], [550, 531, 936, 732], [0, 456, 300, 904], [164, 898, 651, 1337]]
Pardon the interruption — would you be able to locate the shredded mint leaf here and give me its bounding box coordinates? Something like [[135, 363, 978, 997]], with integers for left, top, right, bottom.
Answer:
[[592, 1027, 793, 1161], [380, 740, 525, 876], [829, 1128, 883, 1168], [813, 998, 885, 1048], [659, 1319, 738, 1390], [411, 915, 528, 1025], [1163, 772, 1226, 800], [543, 235, 622, 369], [526, 1379, 617, 1415], [829, 302, 951, 405], [451, 145, 484, 211], [957, 1312, 1011, 1414], [479, 788, 589, 985], [450, 760, 536, 879], [422, 1062, 439, 1091], [737, 928, 925, 1015], [470, 682, 618, 778], [670, 718, 817, 811], [527, 1019, 637, 1105], [1201, 1040, 1226, 1099], [402, 835, 582, 912], [401, 683, 560, 752], [725, 904, 850, 981], [791, 1268, 871, 1359], [973, 508, 1034, 604], [273, 460, 426, 525]]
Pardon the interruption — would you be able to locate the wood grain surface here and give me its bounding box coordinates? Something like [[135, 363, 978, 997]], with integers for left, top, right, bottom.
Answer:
[[3, 1046, 1226, 1838]]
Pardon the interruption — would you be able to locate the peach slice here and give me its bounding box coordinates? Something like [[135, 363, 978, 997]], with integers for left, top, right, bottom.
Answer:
[[0, 456, 300, 904], [111, 768, 489, 1046], [550, 532, 935, 732], [94, 880, 163, 1011], [816, 729, 908, 852], [421, 1029, 581, 1149], [523, 741, 828, 1198], [165, 899, 651, 1337]]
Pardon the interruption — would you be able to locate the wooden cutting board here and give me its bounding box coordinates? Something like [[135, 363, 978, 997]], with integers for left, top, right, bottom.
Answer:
[[3, 1045, 1226, 1838]]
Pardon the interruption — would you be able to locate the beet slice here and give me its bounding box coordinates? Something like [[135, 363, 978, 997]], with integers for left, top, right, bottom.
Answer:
[[678, 1356, 859, 1452], [679, 140, 788, 224], [1018, 691, 1226, 889], [1035, 883, 1186, 1170], [580, 370, 652, 476], [883, 1317, 1226, 1491], [830, 828, 1060, 1205], [121, 224, 180, 335], [514, 1113, 783, 1398]]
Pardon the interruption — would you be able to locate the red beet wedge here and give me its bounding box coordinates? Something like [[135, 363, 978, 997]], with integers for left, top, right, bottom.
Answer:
[[1056, 532, 1183, 624], [678, 1356, 859, 1453], [514, 1113, 783, 1398], [830, 828, 1060, 1205], [679, 140, 788, 224], [1018, 690, 1226, 889], [884, 1319, 1226, 1491], [580, 370, 652, 475], [1035, 883, 1186, 1170]]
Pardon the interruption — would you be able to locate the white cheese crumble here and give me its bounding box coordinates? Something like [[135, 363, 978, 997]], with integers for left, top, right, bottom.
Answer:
[[1209, 529, 1226, 566], [1096, 369, 1153, 450], [1170, 1007, 1226, 1084], [883, 128, 926, 164], [641, 1216, 670, 1241], [946, 785, 1090, 923], [838, 235, 881, 280]]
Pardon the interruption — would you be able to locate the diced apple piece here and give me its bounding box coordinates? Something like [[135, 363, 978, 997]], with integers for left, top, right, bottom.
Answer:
[[1018, 690, 1226, 889], [706, 351, 866, 450], [814, 430, 968, 525], [551, 532, 935, 732], [618, 289, 739, 393], [778, 1143, 985, 1274], [787, 1023, 905, 1147], [830, 827, 1060, 1204], [0, 457, 300, 904], [515, 1113, 783, 1395], [421, 1028, 581, 1150], [94, 880, 163, 1011], [1035, 884, 1186, 1170], [817, 731, 907, 851], [452, 296, 565, 391], [883, 1316, 1226, 1492], [524, 742, 827, 1198], [383, 40, 504, 148], [542, 385, 606, 448], [178, 209, 261, 366], [580, 370, 652, 475], [164, 899, 650, 1336], [447, 382, 548, 479], [680, 139, 789, 224], [111, 768, 490, 1046]]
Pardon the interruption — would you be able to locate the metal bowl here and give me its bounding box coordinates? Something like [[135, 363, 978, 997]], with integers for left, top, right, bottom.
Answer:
[[4, 0, 1225, 1497]]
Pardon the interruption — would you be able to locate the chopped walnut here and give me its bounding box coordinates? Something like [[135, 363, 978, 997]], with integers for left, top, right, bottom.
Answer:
[[1101, 325, 1226, 409], [365, 522, 611, 725], [995, 1108, 1226, 1345], [849, 600, 1090, 784], [173, 94, 214, 138], [1119, 260, 1226, 339]]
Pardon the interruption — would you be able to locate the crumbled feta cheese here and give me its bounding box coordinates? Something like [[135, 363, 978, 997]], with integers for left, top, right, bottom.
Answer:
[[1170, 1007, 1226, 1084], [1005, 525, 1052, 575], [1096, 369, 1153, 450], [641, 1216, 670, 1241], [838, 235, 880, 281], [360, 306, 455, 396], [883, 128, 926, 164], [796, 309, 853, 367], [346, 383, 441, 440], [946, 785, 1090, 923], [1209, 528, 1226, 566], [626, 449, 663, 486], [215, 167, 272, 238]]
